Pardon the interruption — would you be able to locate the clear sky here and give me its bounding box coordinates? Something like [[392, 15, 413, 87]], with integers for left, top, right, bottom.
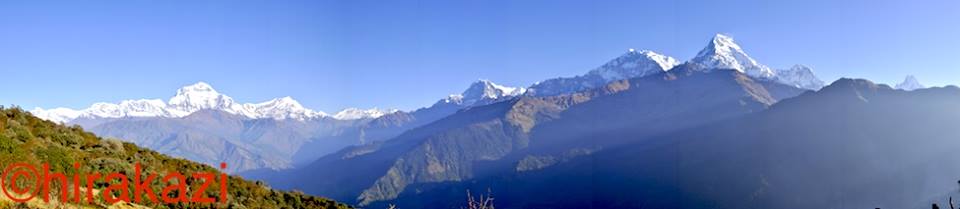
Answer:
[[1, 0, 958, 112]]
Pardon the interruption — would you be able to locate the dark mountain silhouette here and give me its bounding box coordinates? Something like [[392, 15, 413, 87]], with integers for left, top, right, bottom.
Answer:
[[277, 64, 807, 206], [383, 78, 960, 209]]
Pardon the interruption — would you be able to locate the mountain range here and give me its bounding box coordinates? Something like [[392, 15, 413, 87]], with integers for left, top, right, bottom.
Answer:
[[375, 78, 960, 209], [41, 33, 948, 164], [527, 34, 825, 97], [31, 82, 399, 172], [245, 34, 838, 207], [267, 35, 955, 209], [29, 77, 531, 173], [276, 63, 807, 206], [28, 33, 828, 174], [32, 82, 397, 123], [39, 34, 955, 209]]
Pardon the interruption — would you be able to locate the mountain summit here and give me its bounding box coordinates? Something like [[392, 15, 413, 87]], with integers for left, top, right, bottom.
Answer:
[[689, 34, 824, 89], [775, 65, 826, 90], [586, 49, 680, 81], [895, 75, 925, 91], [526, 49, 679, 96], [441, 79, 526, 107], [165, 82, 254, 117], [691, 34, 775, 78], [461, 79, 526, 104], [253, 96, 331, 120], [31, 82, 391, 123], [333, 107, 399, 120], [166, 81, 243, 114]]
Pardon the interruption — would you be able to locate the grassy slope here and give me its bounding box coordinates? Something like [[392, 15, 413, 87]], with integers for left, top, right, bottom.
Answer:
[[0, 107, 351, 209]]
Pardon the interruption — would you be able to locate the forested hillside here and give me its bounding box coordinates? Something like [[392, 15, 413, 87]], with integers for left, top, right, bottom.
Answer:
[[0, 107, 351, 209]]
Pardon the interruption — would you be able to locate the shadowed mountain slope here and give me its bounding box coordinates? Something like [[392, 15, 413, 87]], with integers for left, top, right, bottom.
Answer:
[[283, 64, 807, 206], [386, 78, 960, 209]]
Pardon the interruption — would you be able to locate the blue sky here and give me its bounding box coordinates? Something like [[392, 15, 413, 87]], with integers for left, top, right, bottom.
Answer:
[[1, 0, 958, 112]]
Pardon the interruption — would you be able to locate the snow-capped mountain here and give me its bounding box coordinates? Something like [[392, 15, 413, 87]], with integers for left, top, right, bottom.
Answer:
[[587, 49, 680, 81], [440, 79, 526, 107], [249, 96, 329, 120], [460, 79, 526, 105], [775, 65, 826, 90], [690, 34, 775, 78], [895, 75, 925, 91], [333, 108, 399, 120], [525, 49, 679, 96], [28, 107, 83, 124], [31, 99, 182, 121], [165, 82, 250, 117], [525, 34, 822, 93], [30, 82, 392, 123], [689, 34, 824, 90]]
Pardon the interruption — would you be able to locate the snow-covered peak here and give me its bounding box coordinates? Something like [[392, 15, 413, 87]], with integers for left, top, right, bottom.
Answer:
[[250, 96, 328, 120], [691, 34, 775, 78], [29, 107, 81, 123], [30, 82, 387, 123], [175, 82, 217, 95], [640, 50, 680, 71], [586, 49, 679, 81], [114, 99, 175, 117], [895, 75, 925, 91], [687, 34, 825, 90], [258, 96, 305, 110], [167, 82, 242, 114], [774, 65, 826, 90], [433, 79, 526, 108], [524, 49, 677, 97], [463, 80, 525, 99], [333, 108, 399, 120], [454, 79, 526, 106]]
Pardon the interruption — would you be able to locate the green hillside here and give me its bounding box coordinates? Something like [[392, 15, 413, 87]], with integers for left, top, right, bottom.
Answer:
[[0, 107, 351, 209]]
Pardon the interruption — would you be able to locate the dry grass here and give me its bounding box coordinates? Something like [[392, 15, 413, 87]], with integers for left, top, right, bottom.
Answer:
[[462, 190, 494, 209]]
